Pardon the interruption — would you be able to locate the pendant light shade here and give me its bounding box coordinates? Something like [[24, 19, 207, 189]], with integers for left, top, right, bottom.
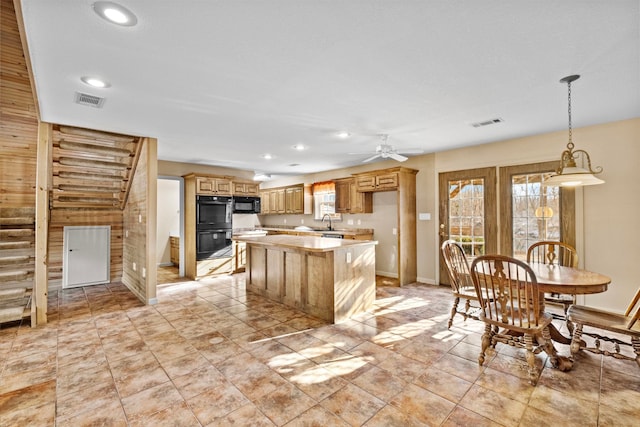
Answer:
[[544, 75, 604, 187]]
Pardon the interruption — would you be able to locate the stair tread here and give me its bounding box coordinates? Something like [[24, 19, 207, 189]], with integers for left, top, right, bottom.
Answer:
[[0, 241, 31, 249], [0, 217, 35, 225], [0, 270, 28, 279], [0, 288, 26, 300], [0, 255, 30, 263], [0, 305, 28, 323]]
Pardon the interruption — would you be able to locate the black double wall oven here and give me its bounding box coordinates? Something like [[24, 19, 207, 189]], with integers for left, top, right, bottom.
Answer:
[[196, 195, 232, 261]]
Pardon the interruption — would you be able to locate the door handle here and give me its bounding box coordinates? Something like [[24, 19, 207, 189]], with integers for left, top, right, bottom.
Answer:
[[439, 223, 447, 238]]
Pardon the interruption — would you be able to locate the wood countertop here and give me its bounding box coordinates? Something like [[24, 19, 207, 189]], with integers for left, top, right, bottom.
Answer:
[[232, 234, 377, 252]]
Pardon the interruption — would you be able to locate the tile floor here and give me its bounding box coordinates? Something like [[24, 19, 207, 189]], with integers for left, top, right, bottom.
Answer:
[[1, 274, 639, 426]]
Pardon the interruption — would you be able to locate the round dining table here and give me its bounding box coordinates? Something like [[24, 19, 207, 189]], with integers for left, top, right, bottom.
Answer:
[[527, 262, 612, 371], [527, 262, 611, 296]]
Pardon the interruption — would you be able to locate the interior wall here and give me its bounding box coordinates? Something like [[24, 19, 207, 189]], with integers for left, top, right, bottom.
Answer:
[[123, 139, 157, 303], [156, 179, 180, 265]]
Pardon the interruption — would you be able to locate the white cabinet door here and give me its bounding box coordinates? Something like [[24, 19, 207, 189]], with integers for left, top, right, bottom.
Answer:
[[63, 226, 110, 288]]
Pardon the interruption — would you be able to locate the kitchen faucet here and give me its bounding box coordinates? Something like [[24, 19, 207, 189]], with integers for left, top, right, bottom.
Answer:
[[321, 214, 333, 231]]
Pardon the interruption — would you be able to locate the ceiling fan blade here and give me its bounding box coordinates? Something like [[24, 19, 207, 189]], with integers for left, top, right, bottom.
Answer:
[[389, 153, 408, 162], [362, 154, 381, 163], [397, 148, 424, 155]]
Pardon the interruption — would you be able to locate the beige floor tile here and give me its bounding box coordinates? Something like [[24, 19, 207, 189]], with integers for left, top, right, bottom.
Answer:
[[121, 381, 184, 423], [459, 384, 527, 426], [321, 383, 386, 426], [255, 382, 317, 425], [389, 383, 455, 426], [212, 402, 276, 426], [186, 381, 249, 425]]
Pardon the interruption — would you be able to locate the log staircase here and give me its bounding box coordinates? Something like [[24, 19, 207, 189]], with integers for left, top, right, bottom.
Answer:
[[52, 125, 141, 209], [0, 207, 35, 325]]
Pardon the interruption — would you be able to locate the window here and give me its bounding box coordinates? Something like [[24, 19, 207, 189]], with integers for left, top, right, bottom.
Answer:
[[448, 178, 486, 256], [312, 181, 339, 220], [499, 161, 575, 260], [511, 172, 560, 259]]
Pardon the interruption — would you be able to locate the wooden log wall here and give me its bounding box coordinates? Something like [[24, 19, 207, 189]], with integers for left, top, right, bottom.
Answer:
[[0, 0, 39, 207], [122, 138, 157, 303]]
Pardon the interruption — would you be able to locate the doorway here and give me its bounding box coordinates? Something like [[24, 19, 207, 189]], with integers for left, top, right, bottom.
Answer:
[[438, 167, 497, 286], [157, 177, 185, 284]]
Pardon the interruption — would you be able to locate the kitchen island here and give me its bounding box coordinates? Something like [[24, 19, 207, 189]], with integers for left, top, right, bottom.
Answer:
[[232, 234, 377, 323]]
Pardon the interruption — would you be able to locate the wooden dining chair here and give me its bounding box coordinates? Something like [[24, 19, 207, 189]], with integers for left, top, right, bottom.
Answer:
[[567, 287, 640, 369], [441, 240, 481, 329], [470, 254, 555, 385], [526, 240, 578, 332]]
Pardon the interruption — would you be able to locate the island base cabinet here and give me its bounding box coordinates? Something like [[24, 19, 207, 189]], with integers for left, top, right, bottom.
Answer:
[[245, 244, 375, 323]]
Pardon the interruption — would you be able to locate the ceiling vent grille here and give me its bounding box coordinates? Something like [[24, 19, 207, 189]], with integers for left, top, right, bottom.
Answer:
[[75, 92, 105, 108], [471, 118, 503, 128]]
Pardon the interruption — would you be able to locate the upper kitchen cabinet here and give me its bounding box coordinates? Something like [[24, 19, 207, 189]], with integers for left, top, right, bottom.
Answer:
[[354, 170, 399, 192], [335, 178, 372, 214], [259, 184, 312, 215], [196, 176, 232, 196], [232, 181, 259, 196]]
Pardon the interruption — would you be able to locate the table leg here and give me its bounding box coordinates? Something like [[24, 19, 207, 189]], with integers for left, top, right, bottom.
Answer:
[[539, 327, 574, 372]]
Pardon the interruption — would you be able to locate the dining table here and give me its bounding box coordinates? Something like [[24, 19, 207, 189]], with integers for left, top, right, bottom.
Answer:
[[527, 262, 612, 371]]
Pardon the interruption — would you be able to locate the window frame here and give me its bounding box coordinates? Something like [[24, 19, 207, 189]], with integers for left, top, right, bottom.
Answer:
[[499, 161, 576, 257]]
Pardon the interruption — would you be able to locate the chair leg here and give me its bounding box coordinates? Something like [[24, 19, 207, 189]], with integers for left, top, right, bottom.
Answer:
[[448, 297, 460, 329], [632, 337, 640, 370], [524, 333, 538, 386], [570, 323, 584, 356], [464, 298, 471, 320], [479, 323, 492, 366], [563, 302, 574, 336]]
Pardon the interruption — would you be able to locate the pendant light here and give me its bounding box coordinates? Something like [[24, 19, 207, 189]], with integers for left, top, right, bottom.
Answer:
[[544, 75, 604, 187]]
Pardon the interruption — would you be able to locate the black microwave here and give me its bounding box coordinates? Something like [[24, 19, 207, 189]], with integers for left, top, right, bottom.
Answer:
[[232, 196, 261, 214]]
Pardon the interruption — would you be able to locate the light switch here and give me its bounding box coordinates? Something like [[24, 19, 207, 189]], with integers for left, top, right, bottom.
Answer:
[[132, 262, 137, 271], [142, 267, 146, 278], [419, 213, 431, 220], [346, 252, 352, 263], [392, 228, 397, 235]]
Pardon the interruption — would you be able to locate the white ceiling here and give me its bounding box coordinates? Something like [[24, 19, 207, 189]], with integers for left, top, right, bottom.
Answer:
[[20, 1, 640, 177]]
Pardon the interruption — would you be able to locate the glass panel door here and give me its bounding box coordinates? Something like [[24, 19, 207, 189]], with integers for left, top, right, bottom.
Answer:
[[499, 161, 575, 259], [438, 167, 497, 285]]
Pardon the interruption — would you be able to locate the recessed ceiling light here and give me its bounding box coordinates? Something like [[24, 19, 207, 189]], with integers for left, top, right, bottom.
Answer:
[[81, 76, 110, 88], [262, 153, 273, 160], [336, 131, 351, 139], [292, 144, 306, 151], [93, 1, 138, 26]]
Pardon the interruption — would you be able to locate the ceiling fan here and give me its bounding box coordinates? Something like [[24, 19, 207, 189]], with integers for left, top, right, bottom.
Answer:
[[354, 134, 423, 163]]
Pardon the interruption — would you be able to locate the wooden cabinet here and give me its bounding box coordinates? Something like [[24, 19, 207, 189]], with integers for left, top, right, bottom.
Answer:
[[170, 236, 179, 266], [354, 171, 398, 192], [259, 184, 311, 215], [275, 189, 286, 213], [260, 190, 270, 214], [196, 176, 232, 195], [335, 178, 372, 214], [285, 186, 303, 213], [233, 181, 259, 196]]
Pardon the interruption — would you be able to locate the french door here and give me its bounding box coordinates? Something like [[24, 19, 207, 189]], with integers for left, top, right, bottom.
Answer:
[[438, 167, 497, 286], [438, 162, 575, 286]]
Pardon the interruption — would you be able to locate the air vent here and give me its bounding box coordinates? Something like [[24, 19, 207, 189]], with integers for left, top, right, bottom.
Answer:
[[75, 92, 105, 108], [471, 118, 503, 128]]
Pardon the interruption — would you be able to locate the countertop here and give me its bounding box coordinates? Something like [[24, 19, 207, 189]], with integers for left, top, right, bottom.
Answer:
[[255, 226, 373, 237], [232, 234, 377, 252]]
